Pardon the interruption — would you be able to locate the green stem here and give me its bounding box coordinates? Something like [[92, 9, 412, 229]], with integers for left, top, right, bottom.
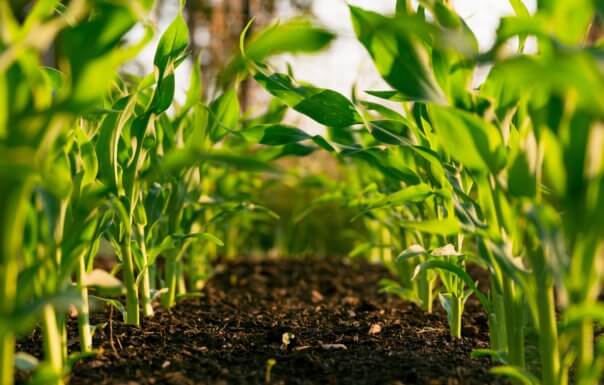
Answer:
[[54, 199, 69, 361], [176, 261, 187, 296], [535, 282, 560, 385], [489, 279, 508, 353], [162, 245, 188, 309], [41, 304, 64, 385], [76, 250, 92, 353], [149, 265, 157, 291], [417, 269, 433, 313], [503, 277, 525, 368], [577, 318, 593, 385], [121, 234, 139, 326], [162, 255, 178, 309], [0, 263, 16, 385], [449, 296, 463, 339], [0, 180, 32, 385], [137, 227, 153, 318]]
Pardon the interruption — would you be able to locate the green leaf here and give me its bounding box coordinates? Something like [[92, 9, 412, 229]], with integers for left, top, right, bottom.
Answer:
[[342, 147, 420, 185], [147, 232, 223, 264], [182, 55, 203, 114], [158, 148, 277, 176], [365, 90, 408, 102], [180, 232, 224, 247], [401, 216, 462, 236], [311, 135, 336, 152], [61, 3, 141, 107], [154, 12, 189, 76], [349, 6, 445, 103], [438, 292, 461, 334], [152, 70, 175, 113], [563, 303, 604, 329], [43, 67, 64, 93], [254, 72, 361, 128], [242, 124, 311, 145], [209, 89, 240, 142], [509, 0, 530, 18], [294, 90, 361, 128], [366, 183, 434, 210], [490, 366, 540, 385], [507, 150, 536, 198], [369, 120, 410, 145], [42, 151, 73, 199], [488, 54, 604, 114], [348, 242, 373, 258], [110, 197, 131, 237], [471, 349, 508, 364], [79, 140, 98, 187], [69, 54, 116, 106], [433, 2, 462, 29], [538, 0, 594, 44], [90, 296, 126, 317], [0, 70, 6, 139], [428, 105, 506, 173], [95, 96, 136, 192], [22, 0, 61, 32], [222, 19, 335, 83], [259, 143, 317, 159]]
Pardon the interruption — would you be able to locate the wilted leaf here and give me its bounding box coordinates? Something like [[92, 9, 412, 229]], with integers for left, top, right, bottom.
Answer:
[[83, 269, 123, 289]]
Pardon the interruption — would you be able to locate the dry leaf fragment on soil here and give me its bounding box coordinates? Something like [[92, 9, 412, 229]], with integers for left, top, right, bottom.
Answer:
[[311, 290, 324, 303], [319, 342, 347, 350], [368, 323, 382, 335]]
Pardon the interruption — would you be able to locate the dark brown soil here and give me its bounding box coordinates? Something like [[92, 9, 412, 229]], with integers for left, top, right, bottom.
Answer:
[[17, 259, 506, 385]]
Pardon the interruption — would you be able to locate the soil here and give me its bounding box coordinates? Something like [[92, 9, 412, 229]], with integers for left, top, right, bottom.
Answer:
[[16, 259, 507, 385]]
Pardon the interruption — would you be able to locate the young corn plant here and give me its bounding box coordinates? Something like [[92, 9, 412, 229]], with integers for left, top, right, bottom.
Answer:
[[410, 243, 491, 339]]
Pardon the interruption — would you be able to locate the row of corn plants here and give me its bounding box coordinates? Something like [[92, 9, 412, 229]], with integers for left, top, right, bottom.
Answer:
[[245, 1, 604, 384], [0, 1, 337, 384]]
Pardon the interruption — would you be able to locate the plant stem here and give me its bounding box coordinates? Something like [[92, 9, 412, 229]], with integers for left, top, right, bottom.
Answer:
[[137, 227, 154, 318], [576, 317, 593, 385], [162, 245, 188, 309], [76, 250, 92, 353], [417, 269, 433, 313], [0, 180, 32, 385], [162, 255, 178, 309], [489, 280, 508, 353], [0, 262, 16, 385], [121, 234, 139, 326], [449, 296, 463, 338], [41, 304, 64, 385], [149, 265, 157, 291], [535, 283, 560, 385], [177, 261, 187, 296], [502, 277, 525, 368]]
